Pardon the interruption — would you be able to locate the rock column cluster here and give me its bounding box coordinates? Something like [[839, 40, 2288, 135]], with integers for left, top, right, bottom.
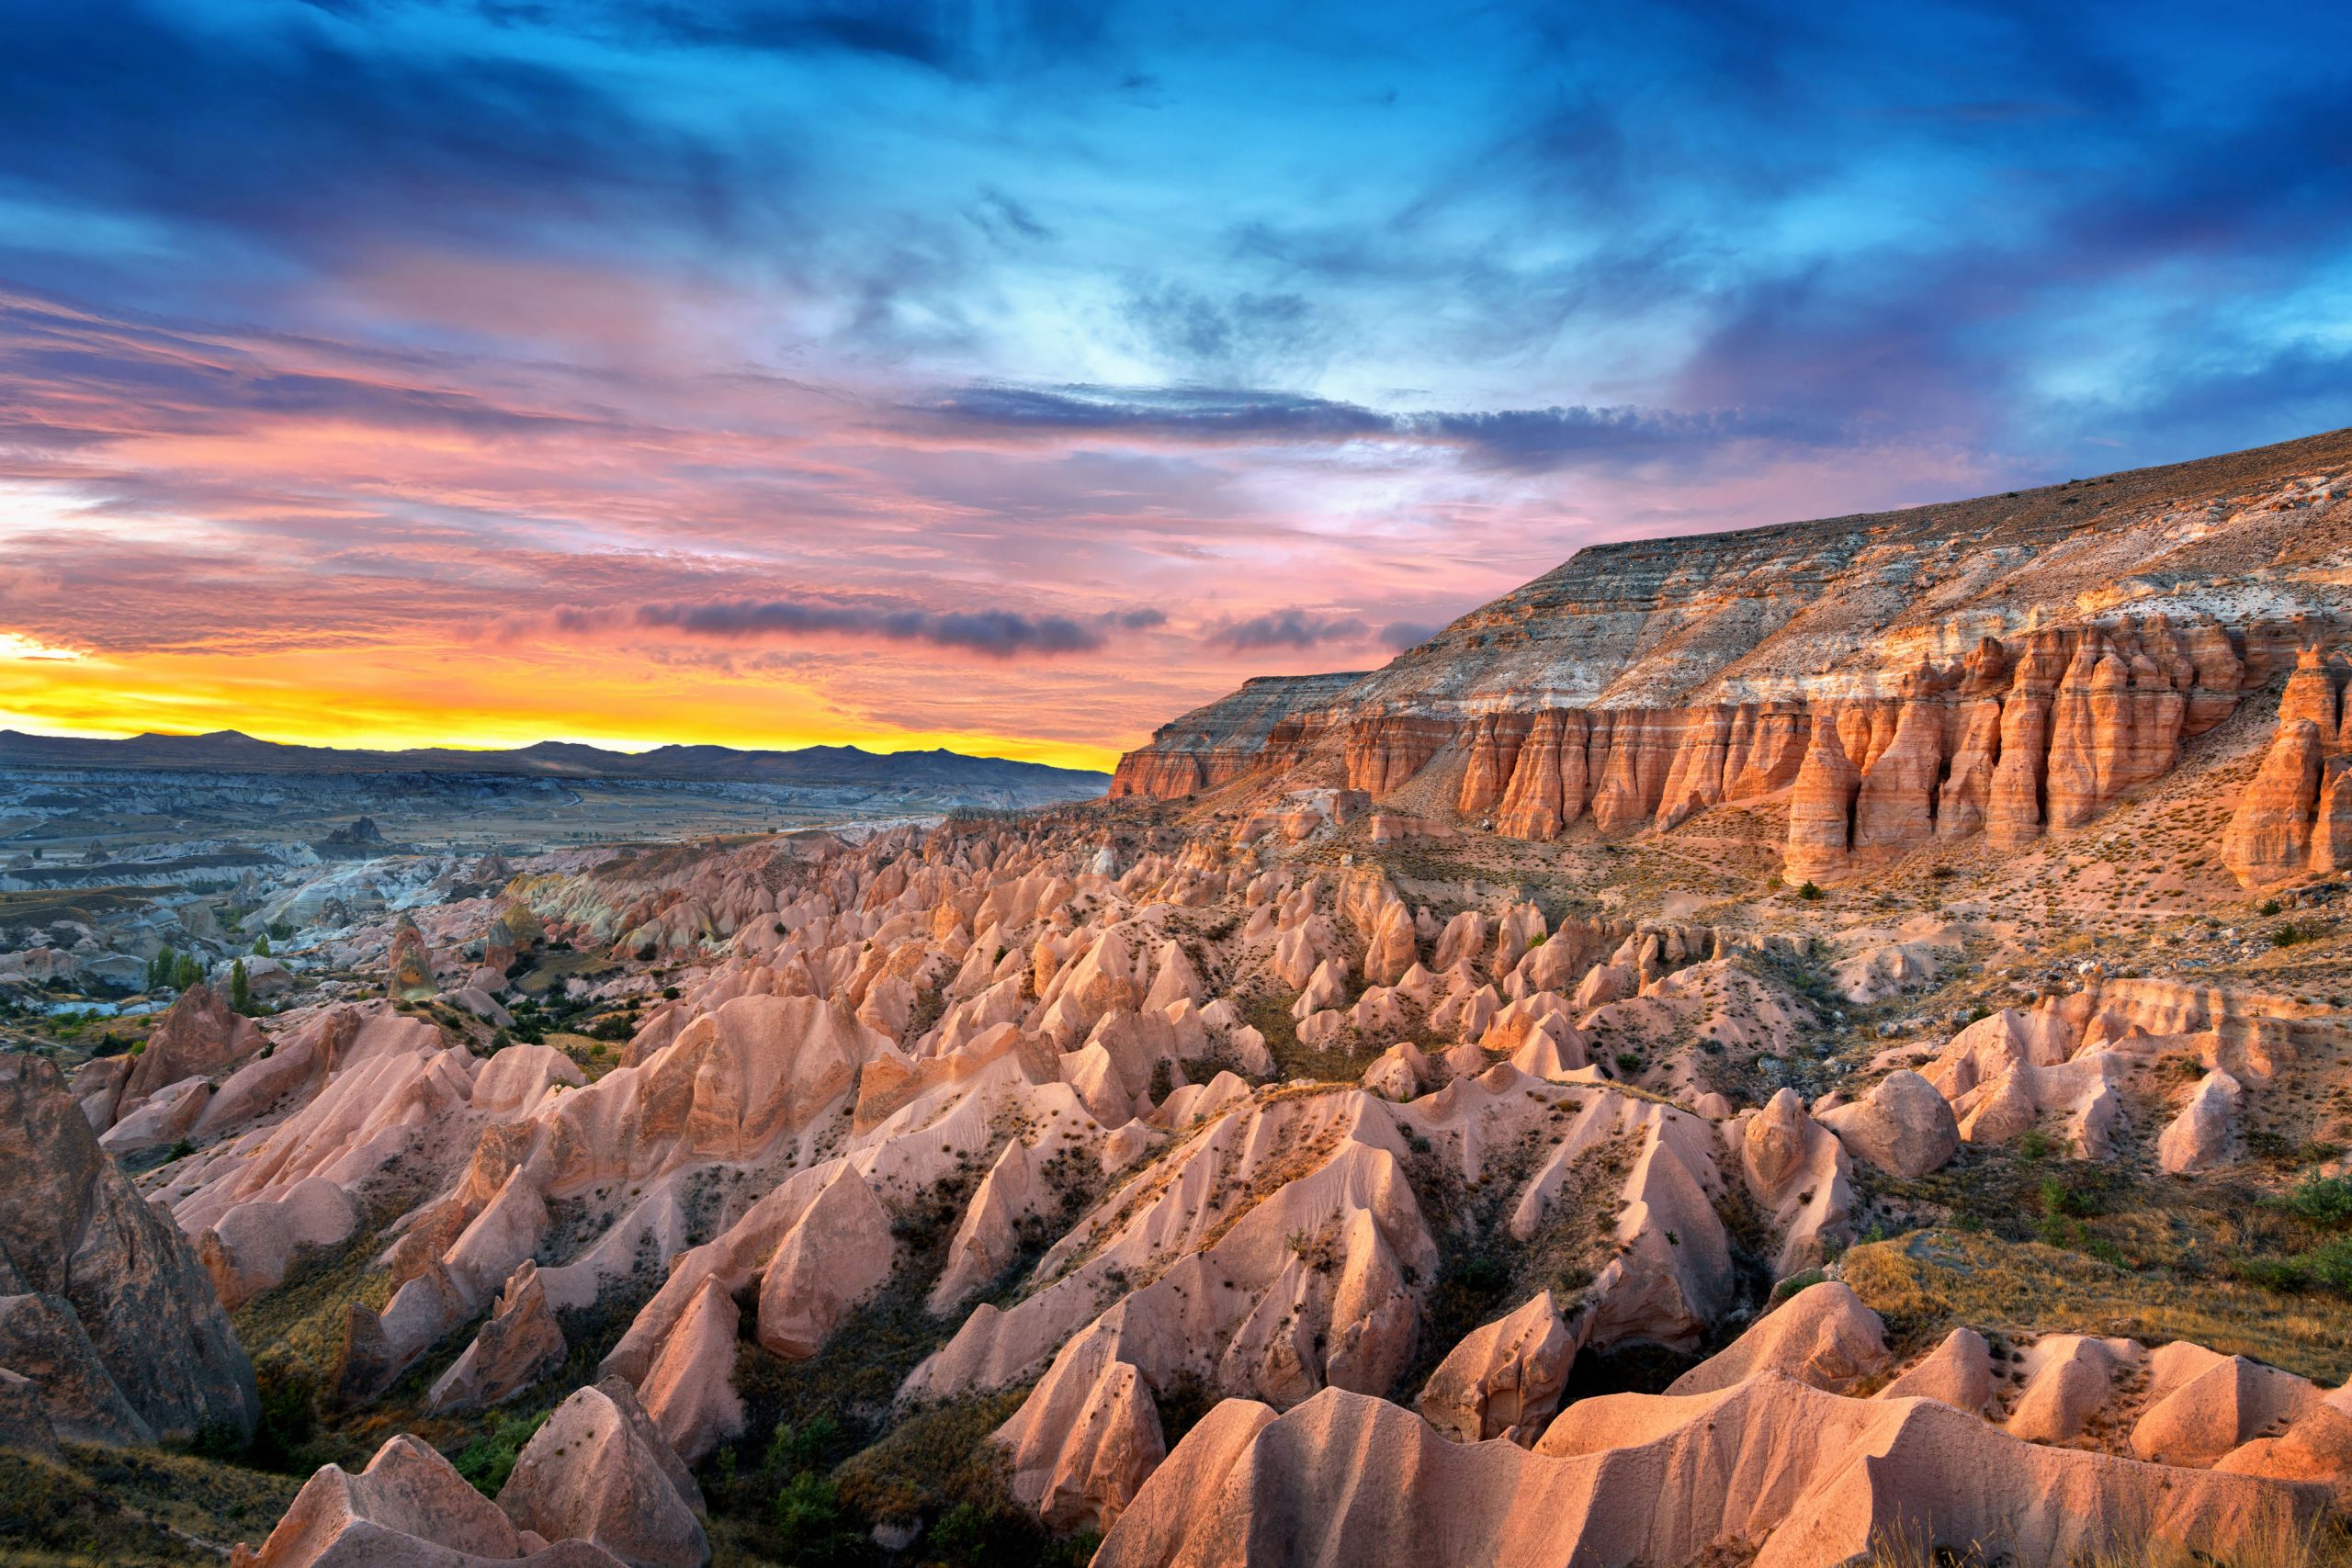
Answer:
[[2222, 647, 2352, 886]]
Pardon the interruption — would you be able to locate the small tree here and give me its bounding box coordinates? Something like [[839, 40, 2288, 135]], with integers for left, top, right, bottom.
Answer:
[[231, 958, 251, 1013], [252, 934, 270, 957], [173, 952, 202, 990]]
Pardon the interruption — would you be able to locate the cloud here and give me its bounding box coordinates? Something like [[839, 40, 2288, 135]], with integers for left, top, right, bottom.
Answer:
[[1210, 608, 1371, 651], [1377, 620, 1439, 650], [913, 382, 1826, 471], [0, 290, 619, 451], [634, 597, 1110, 657], [0, 631, 82, 660], [1120, 284, 1324, 378], [0, 2, 763, 283], [970, 186, 1055, 244]]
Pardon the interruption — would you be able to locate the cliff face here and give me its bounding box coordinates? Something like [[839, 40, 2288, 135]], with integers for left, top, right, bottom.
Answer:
[[1114, 428, 2352, 878], [1108, 672, 1370, 798]]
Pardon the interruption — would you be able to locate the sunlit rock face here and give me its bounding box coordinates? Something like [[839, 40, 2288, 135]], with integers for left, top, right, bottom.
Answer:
[[1112, 446, 2352, 890]]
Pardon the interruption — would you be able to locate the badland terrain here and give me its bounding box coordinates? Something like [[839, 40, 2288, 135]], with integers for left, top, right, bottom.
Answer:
[[7, 428, 2352, 1567]]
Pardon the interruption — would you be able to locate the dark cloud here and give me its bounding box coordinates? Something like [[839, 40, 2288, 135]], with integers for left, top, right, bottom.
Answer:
[[1211, 609, 1370, 651], [917, 382, 1824, 472], [0, 1, 773, 290], [624, 0, 1118, 74], [1121, 284, 1323, 378], [2051, 339, 2352, 460], [636, 597, 1108, 657], [970, 187, 1056, 244], [1377, 620, 1439, 650]]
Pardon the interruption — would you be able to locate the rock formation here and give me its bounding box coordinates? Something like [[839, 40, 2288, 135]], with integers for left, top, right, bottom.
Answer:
[[0, 1055, 257, 1445], [18, 451, 2352, 1568], [233, 1434, 628, 1566], [496, 1378, 707, 1568], [1110, 437, 2352, 883]]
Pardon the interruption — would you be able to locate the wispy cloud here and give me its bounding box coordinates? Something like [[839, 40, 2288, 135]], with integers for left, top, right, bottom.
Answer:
[[0, 0, 2344, 764]]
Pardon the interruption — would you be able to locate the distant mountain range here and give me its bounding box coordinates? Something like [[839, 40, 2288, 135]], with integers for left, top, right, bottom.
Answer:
[[0, 728, 1108, 798]]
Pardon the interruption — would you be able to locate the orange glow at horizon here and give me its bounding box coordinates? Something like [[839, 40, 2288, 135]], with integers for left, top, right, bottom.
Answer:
[[0, 648, 1127, 773], [0, 285, 1995, 786]]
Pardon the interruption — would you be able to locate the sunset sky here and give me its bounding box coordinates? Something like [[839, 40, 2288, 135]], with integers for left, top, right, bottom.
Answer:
[[4, 1, 2348, 772]]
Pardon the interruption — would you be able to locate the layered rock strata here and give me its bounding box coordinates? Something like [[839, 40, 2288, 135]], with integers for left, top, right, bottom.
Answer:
[[1114, 435, 2352, 880]]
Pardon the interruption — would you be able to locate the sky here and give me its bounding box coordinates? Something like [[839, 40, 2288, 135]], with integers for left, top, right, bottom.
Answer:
[[2, 0, 2348, 772]]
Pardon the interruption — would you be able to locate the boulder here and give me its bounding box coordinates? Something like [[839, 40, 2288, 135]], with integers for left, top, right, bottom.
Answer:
[[1415, 1291, 1575, 1446], [756, 1168, 894, 1359], [426, 1262, 567, 1416], [1817, 1070, 1960, 1179], [389, 919, 438, 1001], [235, 1433, 624, 1566], [2158, 1069, 2244, 1174], [498, 1378, 707, 1567], [1665, 1281, 1888, 1396], [0, 1055, 257, 1443], [1742, 1089, 1811, 1192]]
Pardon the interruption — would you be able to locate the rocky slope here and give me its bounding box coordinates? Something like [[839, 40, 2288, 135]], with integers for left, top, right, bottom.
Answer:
[[1112, 427, 2352, 888], [0, 1054, 257, 1448], [4, 749, 2345, 1562]]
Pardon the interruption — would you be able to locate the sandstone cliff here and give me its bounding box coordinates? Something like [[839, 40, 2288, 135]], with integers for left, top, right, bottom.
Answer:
[[1108, 671, 1369, 799], [1114, 429, 2352, 879]]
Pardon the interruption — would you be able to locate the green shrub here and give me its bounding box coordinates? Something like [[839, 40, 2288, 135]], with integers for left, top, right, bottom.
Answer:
[[1774, 1269, 1826, 1303], [2278, 1175, 2352, 1229], [453, 1410, 549, 1497], [765, 1415, 842, 1476], [1797, 882, 1824, 901], [771, 1471, 854, 1562]]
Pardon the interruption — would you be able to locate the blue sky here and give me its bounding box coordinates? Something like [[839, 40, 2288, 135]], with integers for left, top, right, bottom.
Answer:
[[0, 0, 2346, 763]]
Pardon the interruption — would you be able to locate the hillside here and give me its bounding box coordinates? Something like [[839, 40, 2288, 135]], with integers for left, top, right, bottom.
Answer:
[[0, 729, 1108, 802], [1112, 426, 2352, 886]]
